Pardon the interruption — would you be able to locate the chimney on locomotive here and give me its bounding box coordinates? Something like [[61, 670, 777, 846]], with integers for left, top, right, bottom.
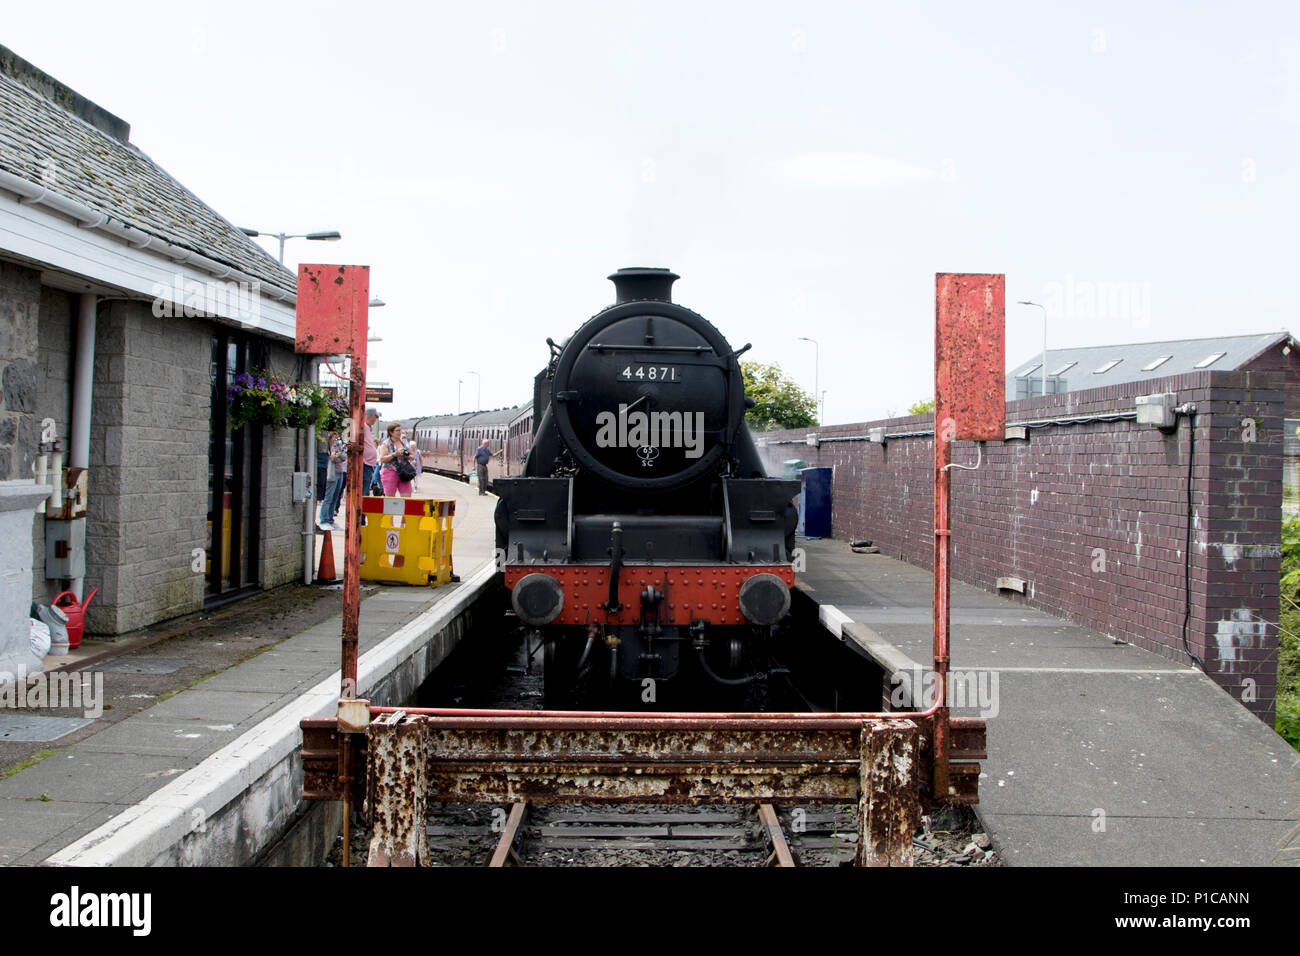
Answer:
[[609, 267, 679, 304]]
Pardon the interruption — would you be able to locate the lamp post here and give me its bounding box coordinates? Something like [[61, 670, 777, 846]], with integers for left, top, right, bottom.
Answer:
[[1018, 300, 1048, 397], [238, 227, 341, 264], [798, 336, 820, 425], [457, 378, 463, 415], [466, 371, 481, 412]]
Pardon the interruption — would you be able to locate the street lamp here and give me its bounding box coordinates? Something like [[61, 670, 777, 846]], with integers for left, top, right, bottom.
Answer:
[[466, 371, 481, 412], [798, 337, 820, 425], [238, 227, 342, 264], [1017, 301, 1048, 397], [457, 378, 463, 415]]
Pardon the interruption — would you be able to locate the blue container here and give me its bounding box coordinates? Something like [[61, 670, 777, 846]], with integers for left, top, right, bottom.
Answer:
[[798, 467, 832, 538]]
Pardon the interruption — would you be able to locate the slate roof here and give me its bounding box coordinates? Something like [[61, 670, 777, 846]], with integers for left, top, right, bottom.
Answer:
[[0, 49, 295, 296], [1006, 331, 1293, 400]]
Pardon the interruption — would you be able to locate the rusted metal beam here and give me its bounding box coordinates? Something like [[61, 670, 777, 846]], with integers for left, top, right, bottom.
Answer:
[[858, 719, 921, 867], [758, 804, 796, 867], [488, 803, 528, 867], [366, 712, 429, 867]]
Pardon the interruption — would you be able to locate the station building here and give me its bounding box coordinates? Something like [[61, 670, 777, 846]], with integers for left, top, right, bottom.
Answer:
[[0, 46, 310, 641]]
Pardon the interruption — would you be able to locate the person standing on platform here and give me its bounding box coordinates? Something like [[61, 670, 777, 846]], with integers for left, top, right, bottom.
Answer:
[[379, 422, 415, 497], [475, 438, 501, 496], [318, 428, 347, 529], [409, 438, 422, 492], [361, 407, 380, 496]]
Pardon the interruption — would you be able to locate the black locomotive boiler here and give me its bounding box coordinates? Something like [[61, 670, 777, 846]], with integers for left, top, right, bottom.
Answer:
[[494, 268, 800, 705]]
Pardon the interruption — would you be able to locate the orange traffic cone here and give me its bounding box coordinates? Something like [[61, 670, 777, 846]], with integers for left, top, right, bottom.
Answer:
[[317, 529, 338, 582]]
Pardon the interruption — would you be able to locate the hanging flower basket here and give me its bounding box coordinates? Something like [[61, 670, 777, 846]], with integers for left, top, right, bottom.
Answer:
[[227, 370, 349, 433]]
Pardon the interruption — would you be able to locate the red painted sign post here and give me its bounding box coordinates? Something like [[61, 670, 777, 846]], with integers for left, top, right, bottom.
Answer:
[[295, 264, 371, 868], [933, 273, 1004, 798]]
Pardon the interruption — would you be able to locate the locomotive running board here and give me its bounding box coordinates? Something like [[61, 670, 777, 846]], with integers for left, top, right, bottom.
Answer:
[[300, 707, 986, 867]]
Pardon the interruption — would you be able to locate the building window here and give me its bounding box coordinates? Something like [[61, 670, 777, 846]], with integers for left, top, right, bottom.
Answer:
[[1142, 355, 1172, 371], [1093, 359, 1122, 374], [1195, 351, 1227, 368]]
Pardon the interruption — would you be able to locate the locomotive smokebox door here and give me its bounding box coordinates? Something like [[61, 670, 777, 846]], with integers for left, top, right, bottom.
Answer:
[[934, 274, 1005, 441]]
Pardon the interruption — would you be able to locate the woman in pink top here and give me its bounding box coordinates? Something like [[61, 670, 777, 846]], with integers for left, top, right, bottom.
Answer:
[[378, 422, 414, 497]]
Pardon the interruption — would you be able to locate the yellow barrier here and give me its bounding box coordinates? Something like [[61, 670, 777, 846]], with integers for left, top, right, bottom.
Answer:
[[358, 496, 455, 586]]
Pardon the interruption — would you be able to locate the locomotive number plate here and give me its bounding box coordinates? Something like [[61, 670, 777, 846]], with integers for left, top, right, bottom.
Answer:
[[619, 365, 681, 383]]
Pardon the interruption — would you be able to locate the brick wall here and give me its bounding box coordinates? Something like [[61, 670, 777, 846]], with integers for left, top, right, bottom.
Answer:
[[1242, 341, 1300, 419], [756, 369, 1282, 723]]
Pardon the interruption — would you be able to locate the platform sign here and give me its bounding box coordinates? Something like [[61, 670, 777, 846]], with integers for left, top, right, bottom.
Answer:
[[934, 274, 1005, 441], [366, 387, 394, 403]]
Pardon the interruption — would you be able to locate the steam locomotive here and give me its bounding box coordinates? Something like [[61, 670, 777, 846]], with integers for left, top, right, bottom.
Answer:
[[494, 268, 800, 705]]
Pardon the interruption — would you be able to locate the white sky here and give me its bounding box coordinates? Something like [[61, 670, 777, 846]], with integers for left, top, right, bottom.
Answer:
[[6, 1, 1299, 422]]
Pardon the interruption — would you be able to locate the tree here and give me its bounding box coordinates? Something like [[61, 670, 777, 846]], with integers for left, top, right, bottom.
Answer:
[[907, 398, 935, 415], [741, 361, 817, 431]]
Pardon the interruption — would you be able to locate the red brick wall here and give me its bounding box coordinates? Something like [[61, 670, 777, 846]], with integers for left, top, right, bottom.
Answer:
[[757, 370, 1282, 723]]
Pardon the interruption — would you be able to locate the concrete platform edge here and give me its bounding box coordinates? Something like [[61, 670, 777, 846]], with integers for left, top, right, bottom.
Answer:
[[43, 561, 498, 867]]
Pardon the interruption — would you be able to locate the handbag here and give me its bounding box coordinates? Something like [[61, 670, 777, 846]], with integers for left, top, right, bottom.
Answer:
[[394, 455, 417, 483]]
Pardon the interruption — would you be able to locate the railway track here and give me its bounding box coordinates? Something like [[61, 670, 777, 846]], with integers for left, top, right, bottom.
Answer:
[[428, 802, 854, 867], [320, 602, 998, 867]]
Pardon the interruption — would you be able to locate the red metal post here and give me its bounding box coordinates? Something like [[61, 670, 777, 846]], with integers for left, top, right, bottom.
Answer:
[[933, 273, 1004, 800], [295, 264, 370, 698]]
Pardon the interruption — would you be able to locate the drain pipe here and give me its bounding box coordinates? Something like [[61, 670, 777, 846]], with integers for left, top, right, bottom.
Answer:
[[69, 292, 97, 601], [304, 420, 316, 585]]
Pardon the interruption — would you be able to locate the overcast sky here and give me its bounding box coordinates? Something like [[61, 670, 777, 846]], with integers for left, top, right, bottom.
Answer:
[[6, 1, 1298, 422]]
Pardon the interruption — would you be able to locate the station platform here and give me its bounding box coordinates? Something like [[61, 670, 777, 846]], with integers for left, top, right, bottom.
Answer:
[[0, 475, 497, 866], [796, 538, 1300, 866]]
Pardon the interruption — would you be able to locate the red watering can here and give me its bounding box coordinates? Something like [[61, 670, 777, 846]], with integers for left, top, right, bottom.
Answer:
[[53, 589, 98, 649]]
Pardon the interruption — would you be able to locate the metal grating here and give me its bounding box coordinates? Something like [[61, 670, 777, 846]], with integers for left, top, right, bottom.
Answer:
[[0, 713, 95, 742]]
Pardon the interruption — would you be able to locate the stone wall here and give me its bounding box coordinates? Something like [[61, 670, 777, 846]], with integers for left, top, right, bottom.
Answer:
[[0, 261, 40, 483], [259, 345, 306, 590], [85, 301, 210, 633]]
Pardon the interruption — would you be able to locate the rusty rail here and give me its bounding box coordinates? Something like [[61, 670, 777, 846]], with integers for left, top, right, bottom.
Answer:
[[488, 804, 528, 867], [758, 804, 795, 867], [302, 707, 985, 867]]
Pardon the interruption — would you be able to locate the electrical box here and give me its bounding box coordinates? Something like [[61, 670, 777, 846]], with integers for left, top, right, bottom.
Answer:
[[46, 516, 86, 579], [805, 433, 820, 447], [868, 427, 887, 444], [292, 471, 312, 502], [46, 467, 88, 519], [1136, 392, 1177, 431]]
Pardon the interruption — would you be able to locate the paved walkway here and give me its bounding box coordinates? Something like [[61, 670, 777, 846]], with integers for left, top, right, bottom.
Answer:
[[797, 538, 1300, 866], [0, 476, 496, 865]]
